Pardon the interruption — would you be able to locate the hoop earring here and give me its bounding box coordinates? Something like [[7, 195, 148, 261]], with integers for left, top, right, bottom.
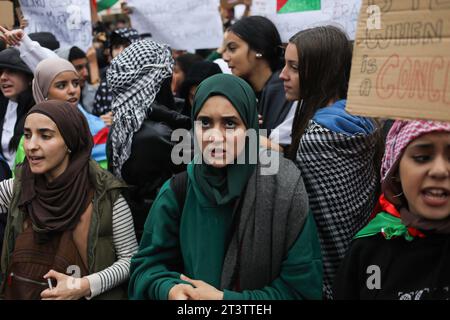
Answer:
[[392, 192, 403, 198], [255, 53, 262, 58]]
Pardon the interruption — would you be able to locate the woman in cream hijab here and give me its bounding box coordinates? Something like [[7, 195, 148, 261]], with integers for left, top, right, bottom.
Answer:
[[14, 57, 109, 169]]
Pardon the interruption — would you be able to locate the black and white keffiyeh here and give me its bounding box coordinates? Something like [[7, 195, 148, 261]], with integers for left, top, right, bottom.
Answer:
[[295, 120, 379, 299], [107, 40, 174, 178]]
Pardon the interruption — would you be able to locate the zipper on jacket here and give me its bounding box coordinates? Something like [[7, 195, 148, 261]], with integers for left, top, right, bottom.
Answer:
[[8, 273, 48, 287]]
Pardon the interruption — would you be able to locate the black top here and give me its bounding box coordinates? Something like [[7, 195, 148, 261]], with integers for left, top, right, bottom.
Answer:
[[257, 70, 293, 136], [334, 233, 450, 300]]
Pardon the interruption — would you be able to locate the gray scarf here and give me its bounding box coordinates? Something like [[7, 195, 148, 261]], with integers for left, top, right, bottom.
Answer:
[[107, 40, 174, 178], [220, 152, 309, 290]]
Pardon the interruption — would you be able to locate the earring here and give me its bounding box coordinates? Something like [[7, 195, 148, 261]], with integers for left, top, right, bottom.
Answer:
[[67, 148, 72, 154], [255, 53, 263, 58], [392, 191, 403, 198]]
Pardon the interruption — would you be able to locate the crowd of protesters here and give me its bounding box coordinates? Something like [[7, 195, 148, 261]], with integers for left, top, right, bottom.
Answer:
[[0, 0, 448, 301]]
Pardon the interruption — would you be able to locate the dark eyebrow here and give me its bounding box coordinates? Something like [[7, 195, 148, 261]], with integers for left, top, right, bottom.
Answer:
[[222, 116, 240, 121], [53, 80, 67, 85], [411, 142, 433, 148], [24, 127, 56, 133], [196, 115, 240, 121], [38, 128, 56, 134]]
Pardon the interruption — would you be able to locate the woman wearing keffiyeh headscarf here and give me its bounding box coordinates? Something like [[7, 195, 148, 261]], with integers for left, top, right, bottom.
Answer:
[[334, 120, 450, 300], [106, 40, 191, 241], [107, 40, 174, 178], [0, 100, 138, 300], [129, 74, 323, 300]]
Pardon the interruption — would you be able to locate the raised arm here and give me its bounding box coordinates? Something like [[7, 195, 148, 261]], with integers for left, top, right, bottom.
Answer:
[[0, 26, 57, 72]]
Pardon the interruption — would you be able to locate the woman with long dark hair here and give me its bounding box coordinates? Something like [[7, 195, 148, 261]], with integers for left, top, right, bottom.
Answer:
[[280, 25, 382, 299]]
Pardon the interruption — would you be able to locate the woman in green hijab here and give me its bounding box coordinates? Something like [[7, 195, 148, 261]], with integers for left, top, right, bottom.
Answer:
[[128, 74, 323, 300]]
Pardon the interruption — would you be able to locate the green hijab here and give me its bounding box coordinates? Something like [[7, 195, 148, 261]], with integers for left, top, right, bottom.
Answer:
[[191, 74, 259, 206]]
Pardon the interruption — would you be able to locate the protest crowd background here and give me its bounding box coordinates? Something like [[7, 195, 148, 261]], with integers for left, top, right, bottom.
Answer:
[[0, 0, 449, 301]]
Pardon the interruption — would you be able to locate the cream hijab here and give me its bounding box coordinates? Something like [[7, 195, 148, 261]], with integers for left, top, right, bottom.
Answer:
[[32, 57, 78, 103]]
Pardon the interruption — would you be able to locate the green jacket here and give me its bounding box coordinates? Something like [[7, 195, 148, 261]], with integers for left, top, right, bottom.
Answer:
[[1, 160, 127, 299], [129, 176, 323, 300]]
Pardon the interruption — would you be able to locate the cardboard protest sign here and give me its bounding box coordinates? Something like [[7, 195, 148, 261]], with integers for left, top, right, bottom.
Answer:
[[346, 0, 450, 121], [128, 0, 223, 51], [252, 0, 362, 41], [0, 1, 14, 29], [19, 0, 93, 52]]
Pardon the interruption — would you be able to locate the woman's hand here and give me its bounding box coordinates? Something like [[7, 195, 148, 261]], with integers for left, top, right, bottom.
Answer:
[[0, 26, 24, 46], [100, 111, 113, 126], [179, 274, 224, 300], [40, 269, 91, 300], [168, 283, 194, 300]]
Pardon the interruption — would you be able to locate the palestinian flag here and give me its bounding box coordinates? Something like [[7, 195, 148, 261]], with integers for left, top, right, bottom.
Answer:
[[277, 0, 321, 13], [96, 0, 119, 12]]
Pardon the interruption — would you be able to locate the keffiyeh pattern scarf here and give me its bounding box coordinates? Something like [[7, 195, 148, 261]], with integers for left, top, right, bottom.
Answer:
[[296, 120, 379, 299], [107, 40, 174, 177]]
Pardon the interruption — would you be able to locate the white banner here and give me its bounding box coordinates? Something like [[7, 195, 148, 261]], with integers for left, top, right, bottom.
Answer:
[[128, 0, 223, 51], [19, 0, 93, 52], [252, 0, 362, 42]]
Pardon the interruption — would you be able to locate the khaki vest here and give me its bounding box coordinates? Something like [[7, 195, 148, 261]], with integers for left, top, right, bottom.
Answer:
[[1, 160, 129, 300]]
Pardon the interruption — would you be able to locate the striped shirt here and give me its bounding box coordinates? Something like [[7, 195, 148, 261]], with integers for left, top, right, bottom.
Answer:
[[0, 178, 139, 299]]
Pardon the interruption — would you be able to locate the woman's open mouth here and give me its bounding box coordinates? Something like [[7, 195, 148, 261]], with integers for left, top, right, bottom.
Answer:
[[421, 187, 450, 207], [28, 156, 44, 165]]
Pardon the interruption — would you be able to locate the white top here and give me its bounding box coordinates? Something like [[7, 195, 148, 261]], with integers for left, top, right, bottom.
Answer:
[[1, 100, 18, 168], [213, 58, 232, 74], [15, 34, 58, 73], [0, 178, 139, 299], [269, 100, 298, 146]]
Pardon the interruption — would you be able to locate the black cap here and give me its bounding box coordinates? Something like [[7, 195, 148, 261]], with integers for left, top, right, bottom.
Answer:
[[110, 28, 140, 47], [0, 48, 33, 75], [29, 32, 60, 51]]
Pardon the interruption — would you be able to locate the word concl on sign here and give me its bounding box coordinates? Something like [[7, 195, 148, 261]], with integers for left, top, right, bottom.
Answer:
[[376, 54, 450, 105]]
